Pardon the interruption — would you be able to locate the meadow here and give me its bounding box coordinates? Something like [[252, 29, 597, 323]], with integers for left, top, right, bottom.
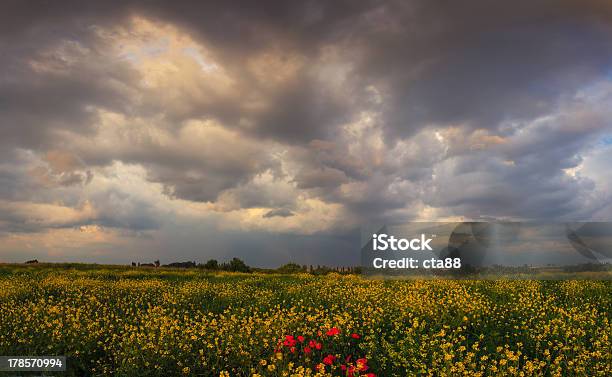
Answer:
[[0, 265, 610, 376]]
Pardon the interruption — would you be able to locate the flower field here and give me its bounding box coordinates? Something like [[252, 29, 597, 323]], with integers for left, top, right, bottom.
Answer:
[[0, 266, 610, 376]]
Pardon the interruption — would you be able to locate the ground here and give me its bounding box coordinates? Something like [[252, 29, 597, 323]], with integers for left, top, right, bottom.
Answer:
[[0, 265, 610, 376]]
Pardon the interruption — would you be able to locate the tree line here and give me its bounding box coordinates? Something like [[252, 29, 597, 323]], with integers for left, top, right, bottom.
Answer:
[[130, 259, 362, 275]]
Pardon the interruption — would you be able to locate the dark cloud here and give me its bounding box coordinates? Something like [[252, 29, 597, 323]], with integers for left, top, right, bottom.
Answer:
[[294, 167, 350, 190], [89, 188, 163, 231], [1, 0, 612, 264], [132, 0, 612, 140], [0, 1, 138, 150], [263, 208, 294, 218], [3, 0, 612, 142], [426, 153, 587, 220], [348, 1, 612, 138]]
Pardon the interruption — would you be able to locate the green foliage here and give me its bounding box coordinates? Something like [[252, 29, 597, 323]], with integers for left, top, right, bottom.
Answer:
[[221, 257, 250, 273], [276, 262, 305, 274], [0, 265, 610, 376], [201, 259, 219, 270]]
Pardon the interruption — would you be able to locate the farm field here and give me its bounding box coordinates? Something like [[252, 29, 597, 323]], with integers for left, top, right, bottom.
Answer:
[[0, 265, 610, 376]]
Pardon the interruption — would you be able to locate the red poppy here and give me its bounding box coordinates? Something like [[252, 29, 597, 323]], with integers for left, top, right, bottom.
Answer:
[[309, 339, 322, 350], [290, 347, 296, 353], [351, 333, 361, 339], [356, 358, 369, 371], [304, 346, 312, 354], [322, 354, 336, 365], [283, 335, 297, 347], [297, 335, 305, 343], [347, 366, 356, 377], [326, 327, 340, 336]]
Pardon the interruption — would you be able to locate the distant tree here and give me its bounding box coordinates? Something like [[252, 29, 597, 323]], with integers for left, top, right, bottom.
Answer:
[[277, 262, 304, 274], [154, 260, 160, 267], [131, 262, 136, 267], [25, 259, 39, 264], [165, 261, 196, 268], [312, 265, 333, 275], [226, 257, 250, 272], [202, 259, 219, 270]]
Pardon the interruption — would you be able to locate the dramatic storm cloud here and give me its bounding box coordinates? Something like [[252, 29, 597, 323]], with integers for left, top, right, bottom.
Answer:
[[1, 0, 611, 266]]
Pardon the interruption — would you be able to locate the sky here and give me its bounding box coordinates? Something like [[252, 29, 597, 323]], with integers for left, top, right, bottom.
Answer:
[[1, 0, 612, 267]]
